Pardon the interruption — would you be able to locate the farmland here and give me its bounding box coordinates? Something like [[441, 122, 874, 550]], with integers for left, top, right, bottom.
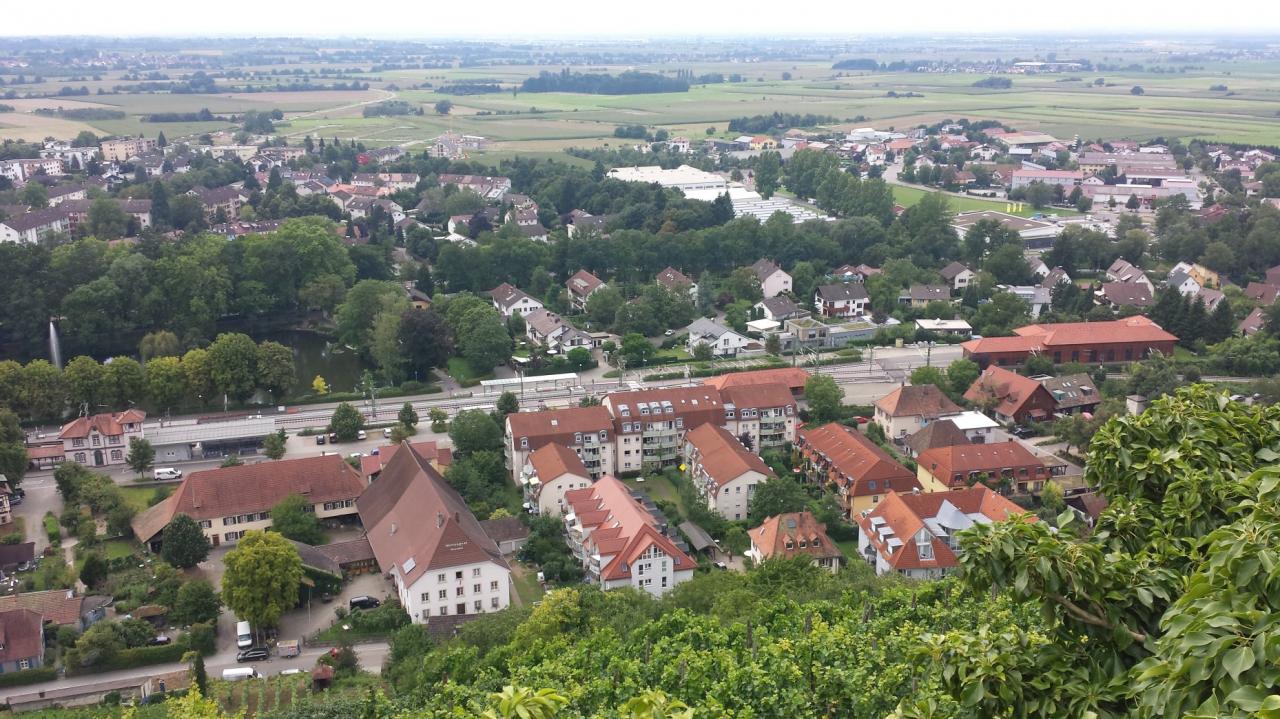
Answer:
[[4, 48, 1280, 149]]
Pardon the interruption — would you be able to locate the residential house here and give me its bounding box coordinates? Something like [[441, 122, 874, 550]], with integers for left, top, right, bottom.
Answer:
[[756, 296, 808, 322], [656, 267, 698, 300], [855, 487, 1030, 578], [946, 410, 1001, 444], [437, 174, 511, 201], [1244, 282, 1280, 306], [962, 316, 1177, 367], [1165, 269, 1201, 297], [505, 406, 615, 480], [1170, 261, 1220, 289], [0, 208, 69, 244], [747, 512, 842, 573], [899, 285, 951, 308], [685, 318, 751, 358], [873, 385, 963, 440], [1026, 256, 1050, 279], [1039, 374, 1101, 415], [524, 309, 592, 352], [563, 476, 695, 596], [750, 259, 792, 298], [1196, 287, 1225, 312], [939, 262, 975, 291], [46, 184, 87, 206], [1240, 307, 1267, 336], [903, 419, 970, 459], [131, 454, 364, 549], [963, 365, 1058, 425], [916, 441, 1060, 495], [829, 264, 880, 282], [796, 422, 921, 516], [814, 283, 869, 318], [358, 440, 452, 483], [520, 443, 594, 517], [1000, 285, 1052, 317], [1096, 282, 1155, 310], [1105, 258, 1153, 289], [684, 424, 774, 521], [489, 283, 544, 320], [58, 410, 146, 468], [605, 386, 725, 473], [719, 383, 797, 452], [0, 590, 108, 631], [188, 186, 244, 221], [566, 270, 606, 311], [358, 442, 510, 624], [0, 609, 45, 673], [1039, 267, 1072, 289]]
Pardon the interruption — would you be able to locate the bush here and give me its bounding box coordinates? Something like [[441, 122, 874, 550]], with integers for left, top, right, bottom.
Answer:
[[66, 642, 188, 676], [182, 622, 216, 654], [0, 666, 57, 687], [345, 601, 410, 635], [43, 512, 60, 545]]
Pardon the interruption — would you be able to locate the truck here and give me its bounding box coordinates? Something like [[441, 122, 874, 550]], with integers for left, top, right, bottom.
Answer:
[[278, 639, 301, 658]]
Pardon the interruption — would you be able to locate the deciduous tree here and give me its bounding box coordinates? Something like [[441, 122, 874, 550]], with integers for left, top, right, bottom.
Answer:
[[160, 513, 212, 569], [221, 530, 303, 629]]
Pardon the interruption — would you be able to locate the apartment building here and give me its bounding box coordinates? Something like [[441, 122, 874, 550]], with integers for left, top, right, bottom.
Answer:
[[505, 406, 615, 479], [683, 424, 773, 520], [747, 511, 842, 573], [915, 441, 1063, 495], [520, 443, 594, 517], [605, 386, 725, 474], [795, 422, 921, 516], [719, 384, 796, 452], [100, 137, 158, 163]]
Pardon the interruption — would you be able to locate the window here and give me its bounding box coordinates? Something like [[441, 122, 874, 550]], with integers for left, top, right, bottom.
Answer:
[[224, 531, 243, 541], [75, 453, 85, 463], [800, 539, 807, 548], [868, 481, 876, 491], [439, 606, 447, 616], [73, 438, 84, 448], [223, 517, 237, 526], [455, 571, 463, 579], [474, 600, 483, 612], [917, 535, 934, 560], [438, 590, 447, 600], [421, 593, 430, 602], [437, 573, 446, 583], [490, 580, 499, 591], [454, 586, 464, 596], [491, 597, 500, 608], [574, 432, 582, 444], [812, 538, 822, 547], [110, 450, 122, 461], [18, 659, 30, 670], [92, 435, 100, 446], [726, 409, 735, 419], [785, 539, 794, 549], [472, 567, 481, 577], [199, 520, 211, 529], [473, 583, 481, 593], [599, 430, 607, 441], [520, 437, 528, 449], [676, 418, 683, 429]]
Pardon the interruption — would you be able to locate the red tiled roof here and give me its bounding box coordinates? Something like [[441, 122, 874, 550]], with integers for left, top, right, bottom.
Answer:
[[684, 424, 774, 488], [963, 365, 1053, 419], [599, 523, 695, 581], [703, 368, 809, 393], [316, 538, 376, 566], [360, 441, 451, 480], [798, 423, 918, 496], [749, 511, 842, 563], [0, 590, 84, 626], [25, 444, 65, 460], [358, 442, 507, 586], [656, 267, 693, 290], [874, 385, 961, 419], [916, 441, 1048, 487], [507, 406, 613, 447], [962, 316, 1176, 355], [130, 455, 364, 542], [566, 269, 605, 298], [719, 383, 796, 412], [0, 608, 45, 664], [527, 443, 590, 481], [59, 409, 146, 440], [855, 487, 1031, 571]]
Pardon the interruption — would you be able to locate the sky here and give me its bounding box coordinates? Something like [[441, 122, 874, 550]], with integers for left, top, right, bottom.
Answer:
[[4, 0, 1280, 38]]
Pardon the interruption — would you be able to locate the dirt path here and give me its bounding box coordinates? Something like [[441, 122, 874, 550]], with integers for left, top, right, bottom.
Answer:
[[289, 88, 398, 121]]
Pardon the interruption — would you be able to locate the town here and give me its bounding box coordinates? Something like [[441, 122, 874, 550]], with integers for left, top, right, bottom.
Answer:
[[0, 30, 1277, 719]]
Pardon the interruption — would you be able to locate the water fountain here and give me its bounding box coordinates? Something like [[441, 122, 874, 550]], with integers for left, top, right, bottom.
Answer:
[[48, 319, 63, 369]]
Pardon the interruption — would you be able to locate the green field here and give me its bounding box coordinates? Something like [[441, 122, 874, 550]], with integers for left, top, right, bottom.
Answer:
[[889, 184, 1081, 218], [7, 54, 1280, 149]]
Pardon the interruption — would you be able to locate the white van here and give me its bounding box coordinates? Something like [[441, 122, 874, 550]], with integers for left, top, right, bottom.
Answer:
[[154, 467, 182, 481], [222, 668, 258, 681], [236, 620, 253, 649]]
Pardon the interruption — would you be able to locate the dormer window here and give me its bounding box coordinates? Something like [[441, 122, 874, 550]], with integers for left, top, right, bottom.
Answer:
[[520, 437, 528, 449], [726, 409, 735, 419], [574, 432, 582, 444], [784, 539, 794, 550]]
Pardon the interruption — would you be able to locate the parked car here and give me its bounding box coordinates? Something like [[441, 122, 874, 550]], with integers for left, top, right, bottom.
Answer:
[[279, 668, 308, 676], [382, 427, 392, 438], [315, 435, 327, 445], [1011, 426, 1037, 439], [236, 646, 270, 663], [223, 668, 259, 681], [153, 467, 182, 481], [357, 429, 367, 440], [148, 635, 172, 646], [328, 432, 338, 443], [348, 595, 381, 610]]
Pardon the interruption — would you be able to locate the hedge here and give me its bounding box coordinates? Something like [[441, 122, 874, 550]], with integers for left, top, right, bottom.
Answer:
[[66, 642, 189, 676], [0, 666, 56, 687]]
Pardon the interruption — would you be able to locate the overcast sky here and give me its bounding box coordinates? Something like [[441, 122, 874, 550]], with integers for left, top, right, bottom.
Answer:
[[4, 0, 1280, 37]]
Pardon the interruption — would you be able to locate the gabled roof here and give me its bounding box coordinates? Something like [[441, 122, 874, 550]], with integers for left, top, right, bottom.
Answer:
[[566, 269, 605, 297], [59, 409, 146, 440], [903, 420, 969, 456], [963, 365, 1054, 419], [131, 455, 364, 542], [855, 487, 1030, 571], [684, 424, 774, 488], [0, 590, 85, 626], [656, 267, 694, 290], [702, 367, 809, 393], [816, 283, 868, 302], [750, 258, 785, 281], [758, 295, 801, 318], [479, 516, 530, 545], [489, 283, 539, 312], [962, 316, 1177, 356], [917, 441, 1047, 484], [1244, 282, 1280, 306], [687, 317, 738, 341], [506, 406, 612, 444], [939, 261, 973, 280], [0, 609, 44, 663], [1098, 282, 1154, 307], [527, 443, 590, 482], [316, 538, 376, 567], [1239, 307, 1267, 335], [749, 511, 841, 563], [359, 440, 451, 480], [1039, 373, 1099, 410], [874, 385, 961, 419], [358, 442, 507, 586], [903, 285, 951, 302], [719, 382, 796, 411], [798, 423, 918, 497]]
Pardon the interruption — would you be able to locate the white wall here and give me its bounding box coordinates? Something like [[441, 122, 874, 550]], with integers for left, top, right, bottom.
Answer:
[[400, 559, 511, 624]]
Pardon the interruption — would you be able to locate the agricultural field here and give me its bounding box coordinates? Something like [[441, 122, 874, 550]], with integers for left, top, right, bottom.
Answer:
[[889, 184, 1081, 218]]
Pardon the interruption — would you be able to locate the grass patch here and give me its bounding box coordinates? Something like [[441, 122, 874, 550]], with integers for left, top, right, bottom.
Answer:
[[835, 539, 862, 562], [510, 561, 546, 606], [891, 184, 1081, 218], [119, 485, 170, 513], [446, 357, 493, 386], [102, 538, 139, 560], [623, 475, 686, 518]]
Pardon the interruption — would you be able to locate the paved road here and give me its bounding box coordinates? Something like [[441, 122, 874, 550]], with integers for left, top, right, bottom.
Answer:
[[0, 641, 390, 703]]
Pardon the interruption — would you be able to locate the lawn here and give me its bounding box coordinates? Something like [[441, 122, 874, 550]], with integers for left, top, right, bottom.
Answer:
[[102, 538, 139, 560], [119, 485, 170, 513], [510, 561, 546, 607], [890, 184, 1081, 219], [446, 357, 493, 385], [835, 539, 862, 562], [623, 474, 687, 518]]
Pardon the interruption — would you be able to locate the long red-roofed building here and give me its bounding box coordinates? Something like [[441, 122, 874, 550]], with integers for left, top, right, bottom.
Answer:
[[961, 316, 1176, 367], [796, 422, 920, 516], [563, 476, 695, 596]]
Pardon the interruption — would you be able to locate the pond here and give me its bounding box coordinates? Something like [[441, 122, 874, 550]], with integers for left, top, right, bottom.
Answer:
[[260, 330, 372, 394]]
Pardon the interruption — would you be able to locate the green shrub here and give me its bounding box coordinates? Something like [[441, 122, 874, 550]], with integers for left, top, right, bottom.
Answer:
[[0, 666, 57, 687], [66, 642, 189, 676], [182, 622, 216, 654]]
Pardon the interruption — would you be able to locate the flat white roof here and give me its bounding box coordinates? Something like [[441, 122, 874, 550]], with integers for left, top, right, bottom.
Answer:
[[943, 410, 1000, 432], [146, 416, 278, 447], [915, 319, 972, 331], [607, 165, 727, 189]]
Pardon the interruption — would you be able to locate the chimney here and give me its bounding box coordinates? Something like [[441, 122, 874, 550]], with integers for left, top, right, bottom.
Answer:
[[390, 523, 397, 535], [436, 513, 445, 528]]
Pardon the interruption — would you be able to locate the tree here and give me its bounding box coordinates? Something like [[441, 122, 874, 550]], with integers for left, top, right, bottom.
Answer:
[[0, 409, 28, 488], [371, 308, 406, 383], [722, 526, 750, 558], [311, 375, 329, 396], [64, 355, 104, 411], [460, 307, 513, 370], [765, 334, 782, 355], [984, 244, 1035, 285], [161, 514, 212, 569], [585, 286, 624, 327], [902, 386, 1280, 719], [86, 197, 130, 239], [755, 151, 782, 198], [329, 402, 364, 441], [692, 342, 714, 361], [1023, 353, 1055, 377], [207, 332, 259, 404], [21, 182, 48, 209], [186, 652, 209, 696], [102, 357, 144, 410], [144, 356, 186, 413], [435, 99, 454, 115], [399, 308, 452, 377], [270, 493, 325, 545], [804, 374, 842, 423], [619, 333, 656, 368], [398, 402, 419, 430], [336, 280, 408, 351], [262, 430, 287, 460], [256, 341, 295, 401], [171, 579, 221, 626], [1130, 85, 1145, 95], [182, 348, 214, 407], [21, 359, 65, 422], [946, 358, 981, 398], [221, 530, 304, 629], [496, 391, 520, 417], [429, 408, 448, 432], [79, 552, 107, 588], [747, 477, 809, 524], [1126, 193, 1141, 210], [449, 409, 502, 455], [908, 366, 948, 394], [125, 437, 154, 477]]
